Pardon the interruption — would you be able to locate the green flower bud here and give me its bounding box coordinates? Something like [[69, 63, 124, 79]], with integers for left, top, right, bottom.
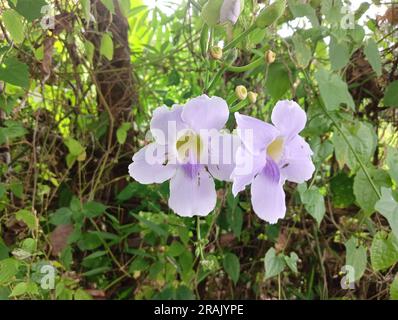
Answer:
[[256, 0, 286, 28], [209, 46, 223, 60], [248, 91, 258, 103], [235, 85, 248, 100], [265, 50, 276, 64]]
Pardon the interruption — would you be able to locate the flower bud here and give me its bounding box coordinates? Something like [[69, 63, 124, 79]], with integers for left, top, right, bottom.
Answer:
[[209, 46, 223, 60], [248, 91, 258, 103], [235, 85, 248, 100], [265, 50, 276, 64]]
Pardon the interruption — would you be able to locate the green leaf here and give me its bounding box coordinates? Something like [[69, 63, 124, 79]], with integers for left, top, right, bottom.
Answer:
[[370, 231, 398, 271], [100, 0, 115, 14], [74, 289, 93, 300], [266, 63, 290, 100], [2, 9, 25, 43], [284, 252, 299, 273], [82, 201, 107, 218], [201, 0, 223, 26], [345, 237, 367, 281], [299, 185, 325, 226], [288, 0, 319, 27], [9, 0, 47, 22], [50, 207, 73, 226], [329, 37, 350, 70], [332, 121, 377, 171], [390, 275, 398, 300], [64, 138, 85, 157], [116, 122, 131, 145], [353, 167, 391, 214], [9, 282, 27, 297], [375, 188, 398, 240], [129, 257, 150, 273], [77, 232, 102, 251], [292, 33, 311, 68], [167, 241, 185, 257], [315, 69, 354, 111], [330, 172, 355, 208], [100, 33, 114, 60], [223, 253, 240, 285], [264, 248, 286, 279], [15, 209, 36, 230], [256, 0, 286, 28], [384, 81, 398, 108], [364, 38, 382, 76], [386, 146, 398, 184], [118, 0, 130, 18], [0, 258, 19, 284], [131, 213, 168, 238], [0, 57, 29, 88], [0, 120, 27, 145], [10, 182, 23, 199]]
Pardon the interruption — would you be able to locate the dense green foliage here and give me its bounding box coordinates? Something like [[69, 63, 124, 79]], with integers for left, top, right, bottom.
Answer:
[[0, 0, 398, 300]]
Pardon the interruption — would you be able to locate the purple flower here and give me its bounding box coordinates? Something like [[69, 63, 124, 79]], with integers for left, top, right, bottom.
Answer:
[[128, 95, 237, 217], [220, 0, 243, 25], [231, 100, 315, 224]]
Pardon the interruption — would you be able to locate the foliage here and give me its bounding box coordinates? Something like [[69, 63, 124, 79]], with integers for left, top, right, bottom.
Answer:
[[0, 0, 397, 300]]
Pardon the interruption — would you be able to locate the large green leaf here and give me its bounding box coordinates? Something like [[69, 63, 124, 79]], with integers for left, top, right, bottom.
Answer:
[[364, 38, 382, 76], [266, 63, 291, 100], [223, 253, 240, 285], [8, 0, 48, 22], [292, 33, 311, 68], [330, 172, 355, 208], [315, 69, 354, 111], [299, 185, 325, 226], [353, 167, 391, 214], [384, 81, 398, 108], [2, 9, 25, 43], [264, 248, 286, 279], [386, 146, 398, 184], [329, 37, 350, 70], [345, 237, 367, 281], [288, 0, 319, 27], [370, 231, 398, 271], [0, 57, 29, 88], [375, 188, 398, 240], [332, 121, 377, 171], [391, 275, 398, 300]]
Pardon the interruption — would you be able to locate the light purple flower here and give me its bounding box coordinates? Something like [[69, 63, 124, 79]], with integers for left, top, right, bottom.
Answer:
[[128, 95, 237, 217], [220, 0, 242, 25], [231, 100, 315, 224]]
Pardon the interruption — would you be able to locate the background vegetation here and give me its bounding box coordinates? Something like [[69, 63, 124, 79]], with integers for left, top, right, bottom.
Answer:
[[0, 0, 398, 300]]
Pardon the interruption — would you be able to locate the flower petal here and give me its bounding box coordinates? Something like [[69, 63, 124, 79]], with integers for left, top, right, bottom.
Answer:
[[235, 112, 279, 154], [168, 166, 217, 217], [208, 133, 240, 181], [251, 163, 286, 224], [220, 0, 241, 24], [271, 100, 306, 140], [181, 95, 229, 132], [280, 135, 315, 183], [231, 145, 266, 196], [150, 104, 188, 145], [128, 143, 176, 184]]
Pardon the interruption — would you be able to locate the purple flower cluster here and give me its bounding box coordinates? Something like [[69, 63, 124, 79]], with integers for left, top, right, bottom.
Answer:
[[128, 95, 315, 223]]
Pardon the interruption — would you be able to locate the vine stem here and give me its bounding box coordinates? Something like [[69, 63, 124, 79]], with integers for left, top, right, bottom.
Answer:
[[196, 216, 205, 260], [302, 69, 381, 199], [225, 57, 264, 72]]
